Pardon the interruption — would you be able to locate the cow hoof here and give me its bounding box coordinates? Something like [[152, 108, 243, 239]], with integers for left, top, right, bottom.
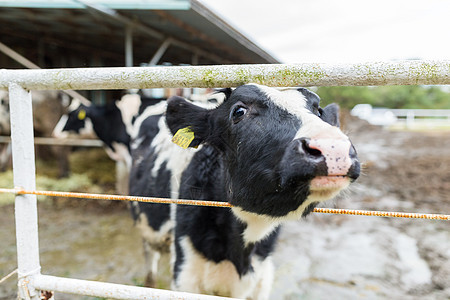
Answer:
[[144, 274, 156, 288]]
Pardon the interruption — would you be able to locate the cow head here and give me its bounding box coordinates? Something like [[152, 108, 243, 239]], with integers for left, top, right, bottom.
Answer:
[[166, 84, 360, 221], [52, 98, 96, 139]]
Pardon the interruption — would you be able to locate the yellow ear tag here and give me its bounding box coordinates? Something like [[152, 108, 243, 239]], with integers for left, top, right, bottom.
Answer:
[[172, 127, 195, 149], [78, 109, 86, 120]]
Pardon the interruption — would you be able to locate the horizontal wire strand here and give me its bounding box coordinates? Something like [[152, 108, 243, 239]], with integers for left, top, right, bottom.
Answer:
[[0, 268, 17, 285], [1, 187, 232, 208], [1, 187, 448, 220], [313, 208, 449, 220]]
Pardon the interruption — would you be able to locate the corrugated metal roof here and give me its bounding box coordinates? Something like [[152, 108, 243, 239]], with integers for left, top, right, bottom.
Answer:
[[0, 0, 279, 68], [0, 0, 191, 10]]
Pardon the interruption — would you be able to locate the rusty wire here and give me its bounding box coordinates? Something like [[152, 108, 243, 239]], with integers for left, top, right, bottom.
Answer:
[[312, 208, 449, 220], [0, 269, 17, 285], [1, 187, 449, 220], [0, 188, 232, 208]]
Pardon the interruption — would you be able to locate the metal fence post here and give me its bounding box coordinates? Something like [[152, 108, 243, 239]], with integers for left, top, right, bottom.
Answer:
[[9, 83, 41, 300]]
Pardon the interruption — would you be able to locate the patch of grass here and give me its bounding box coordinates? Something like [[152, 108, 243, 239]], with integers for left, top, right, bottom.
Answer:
[[37, 173, 103, 194], [69, 149, 116, 188], [0, 171, 105, 206], [0, 149, 117, 206], [0, 170, 14, 205]]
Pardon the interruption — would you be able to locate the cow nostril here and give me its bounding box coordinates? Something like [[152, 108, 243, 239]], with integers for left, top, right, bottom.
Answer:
[[301, 138, 322, 157]]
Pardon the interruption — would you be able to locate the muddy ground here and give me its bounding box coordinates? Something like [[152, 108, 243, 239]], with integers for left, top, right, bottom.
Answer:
[[1, 116, 449, 300]]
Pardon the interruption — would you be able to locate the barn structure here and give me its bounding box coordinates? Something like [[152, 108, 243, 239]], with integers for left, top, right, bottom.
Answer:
[[0, 0, 279, 102]]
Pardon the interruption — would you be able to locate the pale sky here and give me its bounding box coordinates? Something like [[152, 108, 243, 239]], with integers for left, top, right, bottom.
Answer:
[[200, 0, 450, 63]]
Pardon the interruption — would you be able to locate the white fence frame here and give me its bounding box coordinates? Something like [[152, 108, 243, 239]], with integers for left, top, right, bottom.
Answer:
[[2, 60, 450, 300], [390, 109, 450, 127]]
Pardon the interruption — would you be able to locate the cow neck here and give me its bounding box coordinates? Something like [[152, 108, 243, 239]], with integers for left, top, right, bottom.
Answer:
[[179, 144, 279, 274], [220, 157, 281, 246], [231, 206, 281, 246], [224, 211, 279, 277]]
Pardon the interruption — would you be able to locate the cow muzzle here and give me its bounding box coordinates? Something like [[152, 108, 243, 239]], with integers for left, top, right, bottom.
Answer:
[[280, 137, 360, 197]]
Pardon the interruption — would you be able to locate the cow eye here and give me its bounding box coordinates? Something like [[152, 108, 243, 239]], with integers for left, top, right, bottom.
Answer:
[[231, 105, 248, 124]]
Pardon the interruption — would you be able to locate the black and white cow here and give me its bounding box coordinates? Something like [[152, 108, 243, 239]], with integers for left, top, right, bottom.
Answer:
[[129, 84, 360, 298], [127, 91, 226, 286], [53, 95, 162, 167], [53, 92, 224, 194], [52, 94, 167, 194]]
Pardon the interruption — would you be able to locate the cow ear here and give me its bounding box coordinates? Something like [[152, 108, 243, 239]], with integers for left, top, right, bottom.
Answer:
[[166, 96, 211, 148], [320, 103, 340, 127], [215, 88, 232, 100], [205, 88, 232, 104]]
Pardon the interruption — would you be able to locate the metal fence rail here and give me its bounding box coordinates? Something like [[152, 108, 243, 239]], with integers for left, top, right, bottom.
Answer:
[[4, 61, 450, 300], [390, 109, 450, 118], [1, 60, 450, 90], [33, 275, 237, 300], [0, 136, 104, 147]]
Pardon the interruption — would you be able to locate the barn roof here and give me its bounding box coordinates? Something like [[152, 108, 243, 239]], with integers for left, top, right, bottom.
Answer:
[[0, 0, 279, 68]]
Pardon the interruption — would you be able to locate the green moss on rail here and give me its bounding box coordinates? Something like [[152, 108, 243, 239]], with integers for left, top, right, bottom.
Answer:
[[274, 66, 327, 86]]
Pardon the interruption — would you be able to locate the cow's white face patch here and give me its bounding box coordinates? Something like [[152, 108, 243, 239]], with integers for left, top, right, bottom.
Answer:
[[254, 84, 310, 118], [294, 112, 348, 141], [254, 84, 349, 141]]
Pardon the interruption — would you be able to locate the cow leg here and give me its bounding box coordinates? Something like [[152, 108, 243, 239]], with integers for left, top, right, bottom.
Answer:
[[143, 239, 160, 287], [57, 146, 70, 178], [249, 258, 274, 300], [115, 159, 129, 195]]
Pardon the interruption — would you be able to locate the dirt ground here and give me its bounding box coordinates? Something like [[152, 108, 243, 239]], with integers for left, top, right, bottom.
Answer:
[[1, 116, 449, 300], [270, 116, 450, 299]]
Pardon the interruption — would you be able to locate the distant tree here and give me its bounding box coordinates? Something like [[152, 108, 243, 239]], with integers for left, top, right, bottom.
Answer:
[[317, 86, 450, 109], [317, 87, 375, 108]]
